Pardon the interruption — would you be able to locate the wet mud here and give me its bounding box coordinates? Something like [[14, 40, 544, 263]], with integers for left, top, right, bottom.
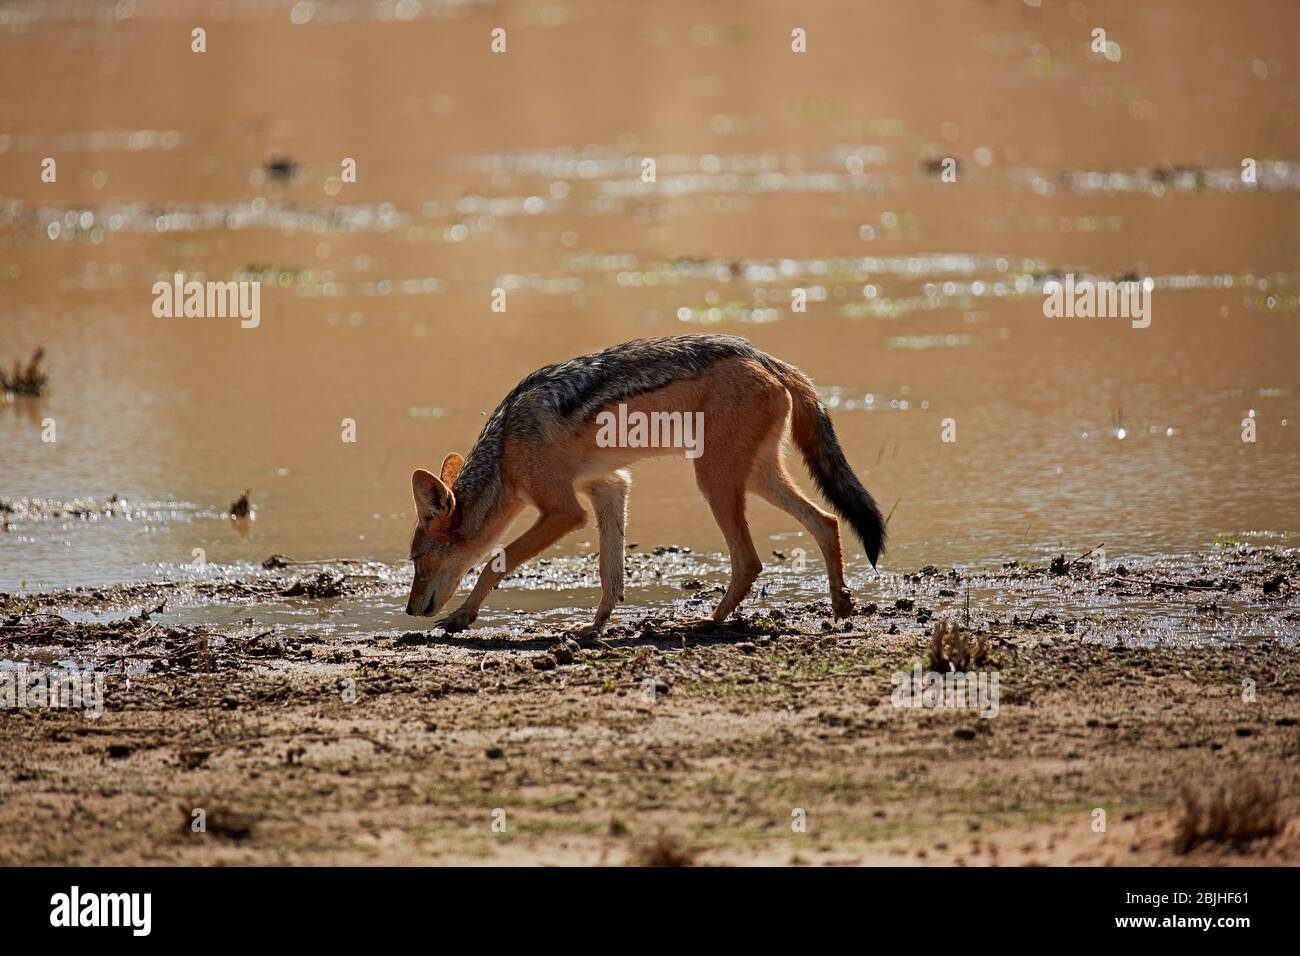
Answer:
[[1, 546, 1295, 865]]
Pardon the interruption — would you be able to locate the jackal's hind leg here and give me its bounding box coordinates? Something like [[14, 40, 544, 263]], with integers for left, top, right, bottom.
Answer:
[[748, 455, 853, 618], [692, 377, 788, 622], [695, 467, 762, 623]]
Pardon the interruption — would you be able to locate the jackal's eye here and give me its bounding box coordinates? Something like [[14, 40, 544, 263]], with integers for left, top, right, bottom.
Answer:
[[419, 518, 455, 544], [410, 530, 434, 561]]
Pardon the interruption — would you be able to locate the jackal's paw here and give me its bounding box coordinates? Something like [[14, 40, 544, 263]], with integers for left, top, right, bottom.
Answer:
[[570, 608, 616, 643], [831, 588, 855, 619], [567, 621, 606, 641], [436, 607, 477, 633]]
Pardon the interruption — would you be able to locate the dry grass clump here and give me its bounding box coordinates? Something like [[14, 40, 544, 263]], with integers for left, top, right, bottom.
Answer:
[[1, 347, 48, 397], [926, 619, 990, 672], [177, 803, 257, 842], [630, 831, 698, 867], [1174, 777, 1283, 854]]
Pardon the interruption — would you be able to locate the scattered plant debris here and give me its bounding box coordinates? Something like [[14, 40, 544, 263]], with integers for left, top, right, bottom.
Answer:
[[280, 572, 345, 599]]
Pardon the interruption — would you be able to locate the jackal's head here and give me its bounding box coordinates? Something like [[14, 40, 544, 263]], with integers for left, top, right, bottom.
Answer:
[[405, 453, 478, 616]]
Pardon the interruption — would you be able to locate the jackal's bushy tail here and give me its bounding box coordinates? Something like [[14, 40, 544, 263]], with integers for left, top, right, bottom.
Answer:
[[776, 365, 886, 566]]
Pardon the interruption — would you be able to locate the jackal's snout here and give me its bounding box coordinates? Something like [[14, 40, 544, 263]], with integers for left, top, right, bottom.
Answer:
[[405, 565, 467, 618], [405, 562, 454, 617]]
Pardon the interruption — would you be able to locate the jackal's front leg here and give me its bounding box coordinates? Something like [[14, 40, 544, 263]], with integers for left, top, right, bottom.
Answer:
[[576, 470, 629, 636], [438, 506, 585, 633]]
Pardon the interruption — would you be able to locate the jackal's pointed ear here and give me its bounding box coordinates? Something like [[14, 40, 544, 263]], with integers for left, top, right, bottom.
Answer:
[[412, 468, 454, 520], [440, 452, 464, 487]]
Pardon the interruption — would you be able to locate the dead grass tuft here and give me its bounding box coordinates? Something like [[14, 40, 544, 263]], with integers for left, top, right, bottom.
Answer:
[[1174, 777, 1283, 854], [630, 831, 697, 867], [926, 619, 990, 672]]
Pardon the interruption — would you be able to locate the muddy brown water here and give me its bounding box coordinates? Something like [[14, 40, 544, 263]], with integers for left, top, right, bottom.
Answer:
[[2, 1, 1298, 640]]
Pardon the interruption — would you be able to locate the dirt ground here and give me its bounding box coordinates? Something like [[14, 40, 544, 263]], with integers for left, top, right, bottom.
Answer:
[[1, 547, 1297, 866]]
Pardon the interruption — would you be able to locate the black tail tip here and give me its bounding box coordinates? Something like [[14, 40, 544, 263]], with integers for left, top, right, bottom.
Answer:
[[864, 518, 886, 568]]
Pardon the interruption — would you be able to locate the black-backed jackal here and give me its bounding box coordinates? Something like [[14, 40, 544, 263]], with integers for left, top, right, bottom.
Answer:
[[405, 334, 885, 634]]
